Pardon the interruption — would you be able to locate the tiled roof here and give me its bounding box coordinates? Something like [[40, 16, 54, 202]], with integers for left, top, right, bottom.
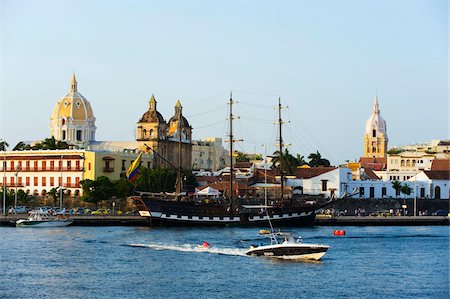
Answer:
[[430, 159, 450, 171], [359, 157, 387, 171], [234, 162, 253, 168], [205, 181, 256, 191], [424, 171, 450, 180], [295, 167, 336, 179], [363, 168, 380, 180]]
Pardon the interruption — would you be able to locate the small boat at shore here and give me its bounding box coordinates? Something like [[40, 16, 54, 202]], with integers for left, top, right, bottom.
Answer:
[[16, 211, 73, 227], [246, 232, 329, 261]]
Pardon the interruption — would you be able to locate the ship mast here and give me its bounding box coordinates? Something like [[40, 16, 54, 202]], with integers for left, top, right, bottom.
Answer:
[[175, 104, 183, 194], [227, 93, 242, 211], [277, 97, 285, 202]]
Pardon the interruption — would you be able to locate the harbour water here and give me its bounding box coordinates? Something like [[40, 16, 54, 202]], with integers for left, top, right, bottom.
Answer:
[[0, 226, 448, 298]]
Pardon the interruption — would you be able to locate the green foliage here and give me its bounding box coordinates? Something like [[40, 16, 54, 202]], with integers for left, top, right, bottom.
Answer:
[[391, 180, 402, 198], [113, 178, 134, 198], [308, 151, 331, 167], [0, 189, 14, 206], [387, 148, 404, 155], [0, 140, 9, 151], [182, 171, 198, 193], [16, 189, 28, 204], [401, 183, 413, 197], [48, 188, 59, 206], [236, 152, 250, 162], [31, 136, 71, 150], [79, 177, 114, 204], [136, 167, 177, 193], [13, 142, 29, 151]]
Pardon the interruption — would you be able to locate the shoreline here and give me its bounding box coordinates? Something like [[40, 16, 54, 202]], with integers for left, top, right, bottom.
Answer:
[[0, 214, 448, 227]]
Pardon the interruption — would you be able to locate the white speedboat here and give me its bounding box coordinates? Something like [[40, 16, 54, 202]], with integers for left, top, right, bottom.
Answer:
[[16, 211, 73, 227], [246, 232, 329, 261]]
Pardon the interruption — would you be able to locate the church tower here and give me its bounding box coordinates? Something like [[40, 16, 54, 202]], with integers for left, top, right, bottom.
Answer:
[[50, 74, 96, 146], [363, 96, 388, 158]]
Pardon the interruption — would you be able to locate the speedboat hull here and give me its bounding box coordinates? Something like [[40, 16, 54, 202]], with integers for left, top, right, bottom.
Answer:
[[246, 243, 329, 261], [16, 220, 73, 227]]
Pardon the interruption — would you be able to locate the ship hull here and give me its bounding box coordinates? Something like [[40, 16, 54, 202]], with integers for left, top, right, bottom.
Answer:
[[139, 198, 316, 227]]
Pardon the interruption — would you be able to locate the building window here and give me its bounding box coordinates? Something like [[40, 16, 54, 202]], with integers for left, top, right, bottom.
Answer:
[[42, 177, 46, 187], [62, 130, 66, 140], [26, 177, 30, 186], [67, 177, 71, 186], [420, 188, 425, 198], [401, 160, 405, 167], [67, 161, 71, 170], [50, 177, 54, 186], [369, 187, 375, 198], [34, 177, 38, 186], [359, 187, 365, 197], [321, 180, 328, 192], [76, 130, 82, 141], [382, 187, 386, 197], [42, 161, 46, 171], [50, 161, 54, 170], [76, 160, 80, 170], [372, 129, 376, 138], [88, 163, 91, 171]]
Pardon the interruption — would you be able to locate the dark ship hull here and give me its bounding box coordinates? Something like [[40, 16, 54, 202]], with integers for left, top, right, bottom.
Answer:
[[135, 196, 329, 227]]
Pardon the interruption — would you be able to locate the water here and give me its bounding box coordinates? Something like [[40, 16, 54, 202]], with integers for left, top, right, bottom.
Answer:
[[0, 226, 448, 298]]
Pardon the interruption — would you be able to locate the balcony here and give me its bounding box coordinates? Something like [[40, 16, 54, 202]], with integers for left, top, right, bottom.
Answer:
[[103, 167, 115, 173], [63, 183, 81, 188], [0, 167, 84, 172]]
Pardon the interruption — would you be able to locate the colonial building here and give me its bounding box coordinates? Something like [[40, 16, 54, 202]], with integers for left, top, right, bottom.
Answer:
[[363, 96, 388, 158], [136, 95, 192, 170], [0, 149, 151, 196], [50, 74, 97, 146], [192, 137, 228, 171]]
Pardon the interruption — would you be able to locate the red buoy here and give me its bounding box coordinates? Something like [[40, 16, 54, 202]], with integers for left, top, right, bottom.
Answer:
[[334, 230, 346, 236]]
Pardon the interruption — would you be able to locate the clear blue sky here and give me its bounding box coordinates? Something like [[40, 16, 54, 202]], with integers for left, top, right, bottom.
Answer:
[[0, 0, 448, 164]]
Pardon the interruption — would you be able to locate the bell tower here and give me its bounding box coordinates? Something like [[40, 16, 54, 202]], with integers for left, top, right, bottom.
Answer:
[[363, 96, 388, 158]]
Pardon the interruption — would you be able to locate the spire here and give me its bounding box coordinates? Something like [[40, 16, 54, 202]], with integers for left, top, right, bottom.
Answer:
[[372, 95, 380, 114], [175, 100, 182, 116], [149, 94, 157, 110], [70, 73, 77, 92]]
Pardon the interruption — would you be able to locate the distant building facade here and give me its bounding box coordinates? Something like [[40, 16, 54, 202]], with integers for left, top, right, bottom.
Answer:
[[192, 137, 227, 171]]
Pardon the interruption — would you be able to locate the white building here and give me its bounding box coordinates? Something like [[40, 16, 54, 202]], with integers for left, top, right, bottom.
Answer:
[[192, 137, 228, 171]]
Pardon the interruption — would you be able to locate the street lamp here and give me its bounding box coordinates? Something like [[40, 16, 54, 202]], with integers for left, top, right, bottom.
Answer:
[[60, 155, 63, 210], [14, 166, 18, 214]]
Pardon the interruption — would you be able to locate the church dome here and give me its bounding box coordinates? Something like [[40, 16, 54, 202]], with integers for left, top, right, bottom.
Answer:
[[50, 74, 96, 144], [168, 100, 190, 128], [51, 74, 94, 121], [139, 95, 165, 123], [365, 96, 387, 136]]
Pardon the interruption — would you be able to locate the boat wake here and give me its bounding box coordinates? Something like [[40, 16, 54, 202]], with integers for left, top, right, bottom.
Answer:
[[128, 243, 247, 257]]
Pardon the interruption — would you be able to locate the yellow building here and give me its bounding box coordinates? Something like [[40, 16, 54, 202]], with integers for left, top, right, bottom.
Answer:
[[363, 96, 388, 158]]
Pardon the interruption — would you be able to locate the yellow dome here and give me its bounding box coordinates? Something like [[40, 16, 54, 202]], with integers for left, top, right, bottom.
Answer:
[[51, 74, 94, 121], [50, 74, 97, 144]]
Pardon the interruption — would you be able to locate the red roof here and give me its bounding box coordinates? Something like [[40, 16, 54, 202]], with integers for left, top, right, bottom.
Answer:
[[234, 162, 253, 168], [295, 167, 336, 179], [431, 159, 450, 171], [424, 171, 450, 180], [204, 181, 256, 191], [359, 157, 387, 171], [363, 168, 380, 180]]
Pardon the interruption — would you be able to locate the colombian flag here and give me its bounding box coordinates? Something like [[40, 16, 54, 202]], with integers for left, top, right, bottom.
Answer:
[[126, 152, 142, 182]]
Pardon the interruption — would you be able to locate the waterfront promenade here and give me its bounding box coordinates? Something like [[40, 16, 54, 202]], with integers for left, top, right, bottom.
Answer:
[[0, 214, 448, 226]]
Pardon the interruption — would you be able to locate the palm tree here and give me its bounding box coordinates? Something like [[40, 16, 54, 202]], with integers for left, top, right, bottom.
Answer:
[[0, 140, 9, 151], [308, 151, 331, 167], [272, 149, 298, 175], [391, 180, 402, 198], [401, 183, 412, 198], [295, 154, 307, 166]]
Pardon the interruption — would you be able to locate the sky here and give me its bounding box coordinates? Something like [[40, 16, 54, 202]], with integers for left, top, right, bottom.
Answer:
[[0, 0, 448, 164]]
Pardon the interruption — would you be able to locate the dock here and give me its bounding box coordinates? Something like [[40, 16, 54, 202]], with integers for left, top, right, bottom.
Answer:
[[314, 215, 449, 226], [0, 215, 151, 227]]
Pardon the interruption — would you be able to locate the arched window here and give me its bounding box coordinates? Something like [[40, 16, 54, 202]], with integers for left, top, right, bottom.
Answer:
[[401, 160, 405, 167], [372, 147, 376, 153], [406, 160, 411, 167], [143, 129, 147, 138], [372, 129, 376, 138], [434, 186, 441, 199]]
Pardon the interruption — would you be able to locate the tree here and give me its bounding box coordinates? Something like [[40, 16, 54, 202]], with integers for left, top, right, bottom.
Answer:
[[0, 140, 9, 151], [136, 167, 177, 193], [391, 180, 402, 198], [236, 152, 250, 162], [48, 188, 59, 206], [272, 148, 298, 175], [80, 176, 114, 205], [401, 183, 413, 198], [295, 154, 307, 166], [31, 136, 70, 150], [13, 142, 29, 151], [308, 151, 331, 167], [112, 178, 134, 198]]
